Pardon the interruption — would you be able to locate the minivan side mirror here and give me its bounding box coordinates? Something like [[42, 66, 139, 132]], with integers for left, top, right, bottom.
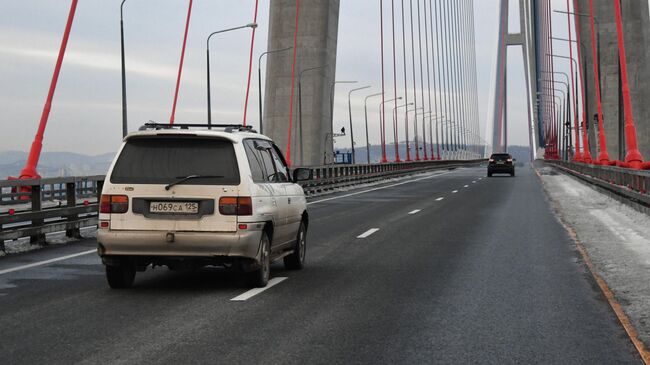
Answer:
[[513, 158, 517, 162], [292, 168, 313, 182]]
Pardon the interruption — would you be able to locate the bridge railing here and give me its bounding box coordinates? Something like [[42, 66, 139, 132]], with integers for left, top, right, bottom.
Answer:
[[300, 159, 486, 195], [0, 159, 485, 248], [0, 176, 104, 247], [544, 160, 650, 208]]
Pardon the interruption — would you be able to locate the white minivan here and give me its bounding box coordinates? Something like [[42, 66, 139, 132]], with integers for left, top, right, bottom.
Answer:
[[97, 123, 311, 289]]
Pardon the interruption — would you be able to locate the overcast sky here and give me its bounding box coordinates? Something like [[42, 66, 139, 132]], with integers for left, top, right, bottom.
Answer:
[[0, 0, 601, 156]]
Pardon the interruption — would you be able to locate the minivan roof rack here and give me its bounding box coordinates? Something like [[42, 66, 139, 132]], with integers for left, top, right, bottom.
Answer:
[[139, 122, 257, 133]]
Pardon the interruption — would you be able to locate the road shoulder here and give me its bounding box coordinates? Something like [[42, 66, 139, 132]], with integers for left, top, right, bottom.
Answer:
[[537, 164, 650, 362]]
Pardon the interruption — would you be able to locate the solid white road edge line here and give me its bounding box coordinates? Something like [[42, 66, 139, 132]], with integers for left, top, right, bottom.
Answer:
[[357, 228, 380, 238], [307, 170, 454, 206], [0, 249, 96, 276], [408, 209, 421, 215], [231, 277, 288, 301]]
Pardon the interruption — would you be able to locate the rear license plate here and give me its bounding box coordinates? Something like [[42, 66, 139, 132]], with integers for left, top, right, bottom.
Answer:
[[497, 161, 504, 165], [149, 201, 199, 214]]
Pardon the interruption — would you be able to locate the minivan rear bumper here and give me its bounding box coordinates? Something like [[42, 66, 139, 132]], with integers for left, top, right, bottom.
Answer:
[[97, 228, 262, 259]]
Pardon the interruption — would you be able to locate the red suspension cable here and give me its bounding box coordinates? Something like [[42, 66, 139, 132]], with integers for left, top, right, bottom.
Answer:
[[588, 0, 610, 164], [613, 0, 647, 169], [242, 0, 260, 126], [391, 0, 401, 162], [380, 0, 388, 163], [18, 0, 79, 180], [566, 0, 581, 161], [572, 0, 592, 162], [170, 0, 193, 125], [285, 0, 300, 166]]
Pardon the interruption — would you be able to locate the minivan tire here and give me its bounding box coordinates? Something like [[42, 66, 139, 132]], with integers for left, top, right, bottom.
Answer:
[[246, 232, 270, 288], [284, 221, 306, 270], [106, 263, 135, 289]]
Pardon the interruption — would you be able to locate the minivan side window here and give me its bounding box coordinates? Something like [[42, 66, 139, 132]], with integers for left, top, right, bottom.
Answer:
[[246, 139, 289, 183], [244, 140, 266, 183], [269, 146, 289, 182]]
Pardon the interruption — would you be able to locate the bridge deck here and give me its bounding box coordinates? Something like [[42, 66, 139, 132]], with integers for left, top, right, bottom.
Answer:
[[0, 166, 642, 363]]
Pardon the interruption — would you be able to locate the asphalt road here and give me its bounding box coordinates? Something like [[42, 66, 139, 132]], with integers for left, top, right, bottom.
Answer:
[[0, 166, 642, 364]]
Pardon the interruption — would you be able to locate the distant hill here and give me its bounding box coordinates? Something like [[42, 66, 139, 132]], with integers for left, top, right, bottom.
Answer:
[[0, 151, 115, 178], [0, 144, 531, 178]]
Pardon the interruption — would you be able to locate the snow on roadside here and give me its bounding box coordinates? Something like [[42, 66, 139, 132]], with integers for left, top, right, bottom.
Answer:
[[537, 166, 650, 346], [1, 227, 97, 257]]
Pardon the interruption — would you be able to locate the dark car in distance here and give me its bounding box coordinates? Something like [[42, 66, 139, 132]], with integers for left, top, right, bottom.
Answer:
[[487, 153, 515, 177]]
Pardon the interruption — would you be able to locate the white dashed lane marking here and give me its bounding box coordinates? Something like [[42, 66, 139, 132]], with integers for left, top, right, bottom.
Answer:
[[231, 277, 288, 301], [357, 228, 380, 239], [408, 210, 421, 215]]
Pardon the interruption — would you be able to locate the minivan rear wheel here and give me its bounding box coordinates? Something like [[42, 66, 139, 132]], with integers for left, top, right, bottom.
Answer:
[[284, 221, 306, 270], [246, 232, 270, 288], [106, 263, 135, 289]]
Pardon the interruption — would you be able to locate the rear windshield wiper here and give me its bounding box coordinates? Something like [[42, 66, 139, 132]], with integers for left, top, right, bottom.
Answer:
[[165, 175, 223, 190]]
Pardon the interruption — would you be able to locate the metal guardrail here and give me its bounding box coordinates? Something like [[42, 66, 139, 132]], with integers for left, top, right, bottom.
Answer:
[[0, 160, 485, 248], [300, 159, 486, 195], [0, 176, 104, 248], [544, 160, 650, 208]]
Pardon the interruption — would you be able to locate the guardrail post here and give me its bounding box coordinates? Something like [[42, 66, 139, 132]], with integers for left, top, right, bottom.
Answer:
[[65, 182, 81, 238], [30, 184, 46, 245]]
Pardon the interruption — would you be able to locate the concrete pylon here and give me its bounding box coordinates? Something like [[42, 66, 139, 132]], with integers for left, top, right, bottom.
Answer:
[[263, 0, 341, 166], [575, 0, 650, 161], [490, 0, 536, 158]]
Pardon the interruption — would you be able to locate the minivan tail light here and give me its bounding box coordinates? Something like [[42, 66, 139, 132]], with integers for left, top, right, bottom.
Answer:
[[219, 197, 252, 216], [100, 195, 129, 214]]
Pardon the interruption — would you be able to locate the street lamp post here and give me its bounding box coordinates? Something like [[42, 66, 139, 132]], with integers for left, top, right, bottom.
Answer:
[[550, 49, 608, 163], [378, 97, 402, 161], [544, 76, 572, 160], [206, 23, 257, 129], [554, 9, 601, 87], [298, 65, 328, 165], [549, 53, 592, 162], [548, 90, 566, 160], [550, 37, 588, 161], [347, 86, 371, 165], [364, 92, 383, 164], [392, 102, 414, 161], [538, 91, 565, 160], [406, 106, 425, 161], [258, 46, 292, 135], [120, 0, 128, 138], [329, 81, 357, 164]]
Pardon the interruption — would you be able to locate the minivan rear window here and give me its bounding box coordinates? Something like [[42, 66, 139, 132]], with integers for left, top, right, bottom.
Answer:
[[491, 154, 511, 160], [110, 136, 240, 185]]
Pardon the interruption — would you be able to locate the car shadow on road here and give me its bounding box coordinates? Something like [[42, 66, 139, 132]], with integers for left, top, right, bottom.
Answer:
[[123, 263, 292, 292]]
